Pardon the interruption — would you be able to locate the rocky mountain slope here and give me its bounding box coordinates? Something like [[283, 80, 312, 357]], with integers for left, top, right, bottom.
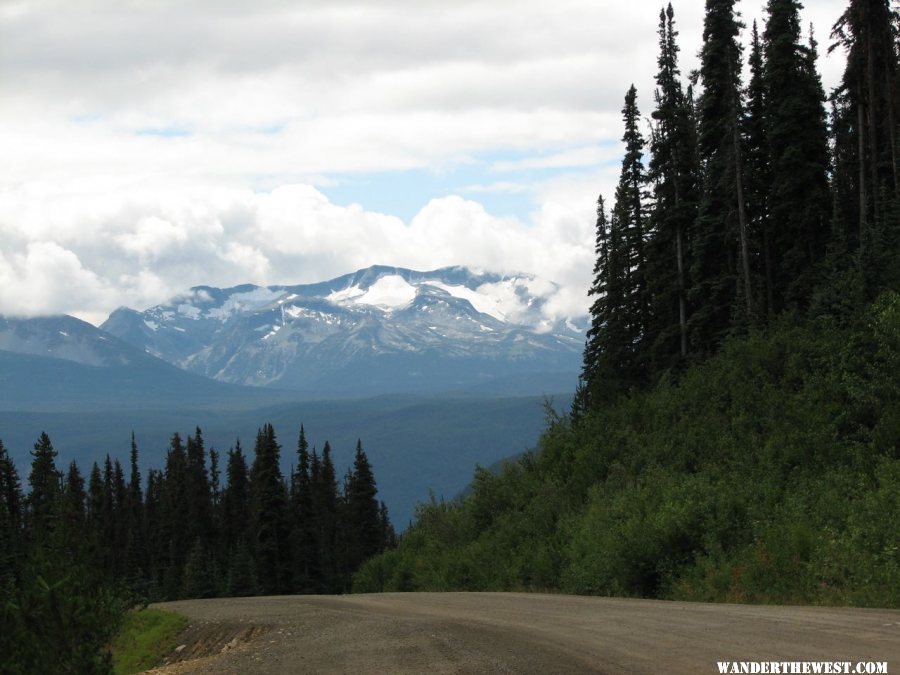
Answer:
[[101, 265, 584, 395]]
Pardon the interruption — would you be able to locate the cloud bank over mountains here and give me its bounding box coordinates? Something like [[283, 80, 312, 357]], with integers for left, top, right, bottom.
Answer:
[[0, 0, 847, 325]]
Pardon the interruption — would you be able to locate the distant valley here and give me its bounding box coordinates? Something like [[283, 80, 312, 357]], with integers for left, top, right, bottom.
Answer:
[[0, 265, 581, 526]]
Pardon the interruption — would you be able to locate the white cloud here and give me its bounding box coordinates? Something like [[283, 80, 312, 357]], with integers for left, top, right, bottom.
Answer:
[[0, 182, 598, 322], [0, 0, 848, 324], [0, 242, 117, 322]]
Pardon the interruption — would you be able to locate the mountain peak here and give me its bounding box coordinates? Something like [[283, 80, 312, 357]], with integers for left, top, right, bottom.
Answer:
[[99, 265, 582, 394]]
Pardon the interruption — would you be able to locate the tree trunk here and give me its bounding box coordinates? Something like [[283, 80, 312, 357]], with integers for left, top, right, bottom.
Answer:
[[676, 221, 687, 358], [866, 19, 880, 224], [858, 87, 868, 244], [732, 116, 753, 320]]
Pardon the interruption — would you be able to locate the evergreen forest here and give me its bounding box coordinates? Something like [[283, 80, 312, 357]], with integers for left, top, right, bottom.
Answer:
[[354, 0, 900, 608], [0, 424, 393, 673]]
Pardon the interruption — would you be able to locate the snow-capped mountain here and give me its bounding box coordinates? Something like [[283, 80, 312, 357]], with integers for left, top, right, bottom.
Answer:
[[0, 314, 298, 411], [101, 265, 584, 395]]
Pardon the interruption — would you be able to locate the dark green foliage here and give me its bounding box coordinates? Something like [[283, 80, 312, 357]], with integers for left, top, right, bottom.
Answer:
[[691, 0, 753, 353], [830, 0, 900, 293], [580, 86, 651, 400], [181, 539, 218, 599], [222, 441, 250, 558], [27, 432, 61, 541], [762, 0, 831, 309], [225, 541, 258, 597], [160, 434, 188, 597], [0, 439, 23, 592], [290, 425, 318, 592], [342, 440, 383, 583], [1, 552, 126, 675], [249, 423, 290, 595], [311, 442, 340, 592], [59, 461, 86, 557], [2, 421, 392, 671], [745, 21, 775, 317], [355, 291, 900, 607], [646, 3, 701, 371], [185, 428, 213, 549], [125, 434, 145, 586]]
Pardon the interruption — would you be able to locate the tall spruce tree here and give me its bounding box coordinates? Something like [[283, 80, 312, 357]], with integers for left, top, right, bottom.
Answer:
[[745, 20, 776, 316], [344, 439, 382, 582], [185, 427, 214, 549], [0, 439, 24, 590], [583, 85, 651, 394], [647, 3, 701, 370], [830, 0, 900, 290], [112, 459, 128, 575], [27, 432, 62, 542], [763, 0, 831, 309], [161, 433, 189, 597], [616, 84, 651, 380], [290, 425, 318, 592], [250, 424, 290, 595], [579, 194, 617, 410], [691, 0, 753, 353], [144, 468, 164, 595], [60, 461, 86, 558], [223, 440, 250, 559], [311, 442, 339, 592], [125, 433, 145, 584], [86, 462, 104, 571]]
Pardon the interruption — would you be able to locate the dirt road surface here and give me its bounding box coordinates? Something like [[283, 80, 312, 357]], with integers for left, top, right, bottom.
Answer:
[[151, 592, 900, 674]]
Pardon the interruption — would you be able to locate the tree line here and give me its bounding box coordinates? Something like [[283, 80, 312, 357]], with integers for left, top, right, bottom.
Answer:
[[577, 0, 898, 410], [0, 423, 394, 606], [355, 0, 900, 608]]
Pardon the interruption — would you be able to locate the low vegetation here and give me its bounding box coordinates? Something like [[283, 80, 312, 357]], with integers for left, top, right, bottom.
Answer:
[[111, 608, 189, 675], [355, 292, 900, 607]]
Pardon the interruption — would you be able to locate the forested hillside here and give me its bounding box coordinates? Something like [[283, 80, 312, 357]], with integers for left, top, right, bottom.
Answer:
[[355, 0, 900, 607], [0, 424, 393, 672]]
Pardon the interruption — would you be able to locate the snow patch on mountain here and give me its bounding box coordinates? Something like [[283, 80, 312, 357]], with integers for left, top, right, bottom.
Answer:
[[206, 287, 284, 320], [327, 275, 417, 311], [99, 265, 585, 393]]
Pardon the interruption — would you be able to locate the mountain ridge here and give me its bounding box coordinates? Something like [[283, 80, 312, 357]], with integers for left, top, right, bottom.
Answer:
[[100, 264, 584, 395]]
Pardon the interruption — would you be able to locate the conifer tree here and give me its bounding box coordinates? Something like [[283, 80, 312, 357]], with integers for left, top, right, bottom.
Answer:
[[311, 442, 339, 592], [344, 439, 382, 581], [86, 462, 104, 570], [223, 440, 250, 559], [647, 3, 701, 369], [27, 432, 62, 542], [579, 194, 614, 410], [161, 433, 189, 597], [616, 84, 651, 377], [112, 459, 128, 575], [250, 424, 290, 595], [582, 86, 651, 396], [125, 433, 145, 585], [60, 461, 86, 557], [290, 425, 318, 592], [762, 0, 831, 309], [0, 439, 24, 590], [745, 21, 775, 317], [185, 427, 214, 549], [378, 501, 396, 550], [226, 541, 258, 597], [691, 0, 753, 352], [830, 0, 900, 289], [143, 468, 164, 595], [182, 539, 217, 599]]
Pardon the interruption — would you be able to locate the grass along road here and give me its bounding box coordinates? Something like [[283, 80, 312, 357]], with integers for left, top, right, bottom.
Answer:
[[149, 592, 900, 674]]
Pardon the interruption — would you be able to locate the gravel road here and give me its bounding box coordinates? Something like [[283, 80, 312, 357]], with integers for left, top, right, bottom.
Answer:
[[151, 592, 900, 674]]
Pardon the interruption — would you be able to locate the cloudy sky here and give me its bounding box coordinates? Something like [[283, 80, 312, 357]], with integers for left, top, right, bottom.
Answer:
[[0, 0, 847, 325]]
